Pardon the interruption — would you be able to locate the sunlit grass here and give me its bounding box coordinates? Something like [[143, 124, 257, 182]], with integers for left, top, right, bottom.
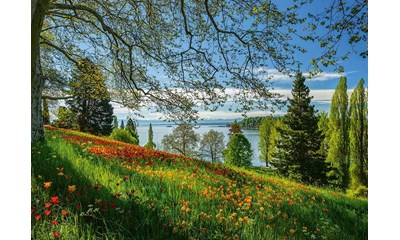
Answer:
[[31, 126, 367, 239]]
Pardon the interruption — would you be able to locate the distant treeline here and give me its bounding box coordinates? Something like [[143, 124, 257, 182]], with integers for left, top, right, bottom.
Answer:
[[238, 116, 281, 130]]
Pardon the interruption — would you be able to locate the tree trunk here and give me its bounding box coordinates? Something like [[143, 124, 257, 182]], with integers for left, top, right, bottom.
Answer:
[[31, 0, 50, 141]]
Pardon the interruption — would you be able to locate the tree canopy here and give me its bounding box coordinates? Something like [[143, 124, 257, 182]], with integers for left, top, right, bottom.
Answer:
[[199, 130, 225, 163], [162, 123, 199, 157], [224, 133, 252, 167], [32, 0, 367, 141]]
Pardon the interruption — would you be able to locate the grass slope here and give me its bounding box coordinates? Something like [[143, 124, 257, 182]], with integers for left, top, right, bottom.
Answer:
[[31, 126, 367, 240]]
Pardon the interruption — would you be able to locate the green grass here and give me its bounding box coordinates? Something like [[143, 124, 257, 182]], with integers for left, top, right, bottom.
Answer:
[[31, 127, 367, 239]]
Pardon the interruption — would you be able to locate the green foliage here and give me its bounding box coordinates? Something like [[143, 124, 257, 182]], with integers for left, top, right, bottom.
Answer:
[[224, 133, 252, 167], [273, 73, 327, 184], [228, 120, 243, 138], [239, 117, 265, 129], [162, 124, 199, 157], [67, 59, 113, 136], [317, 112, 330, 157], [348, 186, 368, 198], [42, 98, 50, 125], [113, 116, 118, 129], [326, 77, 350, 189], [349, 79, 368, 190], [52, 106, 78, 130], [126, 118, 139, 145], [258, 117, 278, 167], [199, 130, 225, 163], [109, 128, 138, 145], [144, 123, 156, 150]]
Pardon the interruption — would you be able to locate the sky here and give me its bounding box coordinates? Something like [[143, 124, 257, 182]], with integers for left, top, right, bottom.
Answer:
[[109, 0, 368, 121], [113, 34, 367, 121]]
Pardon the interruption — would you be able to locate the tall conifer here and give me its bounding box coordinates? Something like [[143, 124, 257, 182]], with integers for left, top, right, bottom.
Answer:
[[326, 76, 350, 189], [273, 73, 326, 184], [126, 118, 139, 144], [349, 79, 368, 190], [67, 59, 113, 136], [145, 123, 156, 149]]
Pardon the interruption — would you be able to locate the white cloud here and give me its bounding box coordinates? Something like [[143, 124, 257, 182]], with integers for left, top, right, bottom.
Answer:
[[198, 110, 286, 119], [258, 68, 355, 82], [272, 89, 354, 102]]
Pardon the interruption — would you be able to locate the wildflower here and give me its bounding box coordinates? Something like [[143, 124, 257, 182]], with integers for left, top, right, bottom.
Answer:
[[124, 175, 129, 180], [53, 232, 60, 238], [44, 202, 52, 208], [34, 215, 41, 220], [51, 219, 58, 225], [75, 204, 82, 209], [303, 226, 308, 232], [61, 210, 68, 215], [57, 168, 64, 176], [31, 208, 35, 214], [289, 229, 296, 235], [111, 203, 117, 208], [260, 207, 265, 212], [45, 210, 52, 216], [50, 196, 60, 205], [44, 182, 52, 189], [316, 228, 320, 233], [67, 185, 76, 193]]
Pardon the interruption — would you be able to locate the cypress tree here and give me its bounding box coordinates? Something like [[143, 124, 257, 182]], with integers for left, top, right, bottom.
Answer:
[[42, 98, 50, 125], [273, 73, 326, 184], [326, 76, 350, 189], [349, 79, 368, 190], [120, 120, 125, 129], [317, 112, 331, 158], [126, 117, 139, 144], [145, 123, 156, 149], [113, 116, 118, 129], [67, 59, 113, 136]]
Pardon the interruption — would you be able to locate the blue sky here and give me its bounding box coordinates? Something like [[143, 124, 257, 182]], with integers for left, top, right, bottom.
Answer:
[[110, 1, 368, 121]]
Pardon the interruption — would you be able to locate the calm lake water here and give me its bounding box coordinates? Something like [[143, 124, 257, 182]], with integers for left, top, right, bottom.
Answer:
[[123, 119, 265, 167]]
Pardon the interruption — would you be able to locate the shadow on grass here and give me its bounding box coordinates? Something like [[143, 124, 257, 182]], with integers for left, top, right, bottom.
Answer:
[[32, 139, 187, 240]]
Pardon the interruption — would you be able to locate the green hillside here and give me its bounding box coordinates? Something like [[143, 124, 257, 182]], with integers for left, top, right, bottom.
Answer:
[[31, 126, 367, 239]]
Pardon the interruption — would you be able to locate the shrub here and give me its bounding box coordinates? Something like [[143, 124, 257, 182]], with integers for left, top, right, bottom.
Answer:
[[109, 129, 138, 145]]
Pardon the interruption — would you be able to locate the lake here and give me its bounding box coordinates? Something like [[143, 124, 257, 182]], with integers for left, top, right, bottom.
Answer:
[[123, 119, 266, 167]]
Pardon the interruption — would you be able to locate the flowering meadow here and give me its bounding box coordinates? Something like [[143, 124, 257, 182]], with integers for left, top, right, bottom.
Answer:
[[31, 126, 367, 239]]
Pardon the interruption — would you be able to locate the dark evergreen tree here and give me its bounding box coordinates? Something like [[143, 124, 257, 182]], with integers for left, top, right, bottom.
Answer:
[[67, 59, 113, 136], [42, 98, 50, 125], [273, 73, 327, 184], [144, 123, 156, 149], [120, 120, 125, 129], [126, 117, 139, 144]]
